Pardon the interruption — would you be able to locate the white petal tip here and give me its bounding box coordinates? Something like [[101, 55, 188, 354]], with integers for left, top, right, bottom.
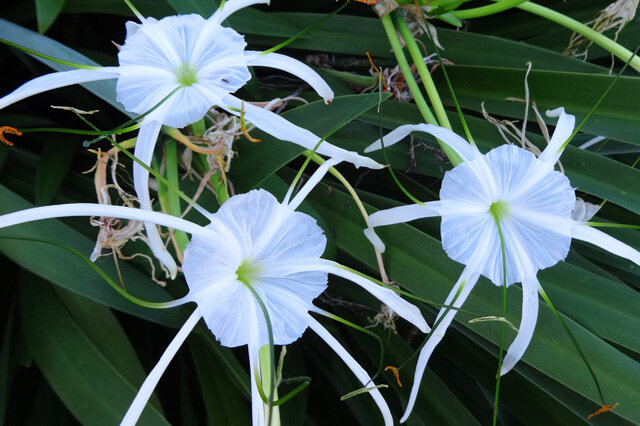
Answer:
[[400, 413, 410, 423], [500, 363, 515, 376], [415, 318, 430, 334], [545, 107, 566, 118], [364, 141, 381, 153], [364, 227, 386, 253]]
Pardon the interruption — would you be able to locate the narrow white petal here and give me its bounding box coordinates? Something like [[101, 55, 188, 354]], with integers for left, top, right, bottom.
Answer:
[[307, 317, 393, 426], [571, 223, 640, 266], [121, 309, 201, 426], [245, 51, 334, 103], [133, 118, 178, 278], [364, 124, 479, 163], [401, 269, 480, 423], [0, 203, 215, 239], [538, 107, 575, 167], [363, 227, 386, 253], [368, 202, 441, 228], [0, 67, 119, 110], [222, 95, 382, 169], [210, 0, 270, 24], [500, 274, 540, 375], [285, 158, 341, 209], [319, 260, 429, 333], [248, 336, 266, 426]]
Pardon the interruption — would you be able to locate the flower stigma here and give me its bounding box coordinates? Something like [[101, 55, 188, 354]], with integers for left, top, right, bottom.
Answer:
[[175, 63, 199, 87], [489, 200, 510, 222], [236, 259, 263, 284]]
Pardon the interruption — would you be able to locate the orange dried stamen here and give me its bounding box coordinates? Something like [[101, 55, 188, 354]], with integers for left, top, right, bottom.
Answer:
[[366, 51, 390, 93], [0, 126, 21, 146], [353, 0, 379, 4], [240, 101, 261, 143], [385, 365, 402, 387], [588, 403, 618, 419]]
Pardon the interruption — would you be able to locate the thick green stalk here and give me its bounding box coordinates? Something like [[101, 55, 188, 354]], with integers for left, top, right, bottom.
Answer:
[[380, 14, 463, 165], [393, 12, 452, 130], [165, 141, 190, 252], [259, 346, 281, 426], [451, 0, 528, 19], [508, 1, 640, 73]]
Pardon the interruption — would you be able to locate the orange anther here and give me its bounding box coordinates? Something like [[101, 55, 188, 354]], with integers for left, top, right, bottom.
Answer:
[[385, 366, 402, 387], [353, 0, 379, 4], [366, 51, 390, 93], [0, 126, 21, 146], [588, 403, 618, 419]]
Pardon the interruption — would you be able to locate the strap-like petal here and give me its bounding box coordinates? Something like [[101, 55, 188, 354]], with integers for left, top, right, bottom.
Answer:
[[222, 95, 382, 169], [0, 67, 119, 110], [133, 118, 179, 278], [307, 316, 393, 426], [209, 0, 270, 24], [500, 274, 540, 375], [121, 309, 201, 426], [400, 268, 480, 423], [285, 158, 341, 209], [364, 123, 479, 163], [317, 260, 429, 333], [245, 51, 334, 103], [0, 203, 216, 239], [538, 107, 575, 167], [571, 223, 640, 266]]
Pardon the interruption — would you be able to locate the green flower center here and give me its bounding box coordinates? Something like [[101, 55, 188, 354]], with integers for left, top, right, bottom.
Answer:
[[175, 63, 199, 86], [236, 260, 262, 284], [489, 200, 510, 222]]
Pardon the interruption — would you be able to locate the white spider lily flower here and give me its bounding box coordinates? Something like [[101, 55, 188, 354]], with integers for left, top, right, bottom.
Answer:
[[363, 108, 640, 423], [0, 0, 382, 278], [0, 160, 426, 426]]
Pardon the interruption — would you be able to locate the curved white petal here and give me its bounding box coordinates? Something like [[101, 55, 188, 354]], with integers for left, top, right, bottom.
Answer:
[[222, 95, 382, 169], [121, 309, 201, 426], [364, 124, 479, 163], [0, 67, 119, 110], [0, 203, 215, 239], [133, 117, 178, 278], [307, 317, 393, 426], [401, 268, 480, 423], [245, 51, 334, 103], [571, 223, 640, 266], [317, 260, 429, 333], [210, 0, 270, 24], [368, 202, 442, 228], [539, 107, 575, 166], [364, 227, 387, 253], [285, 158, 341, 209], [500, 274, 540, 375]]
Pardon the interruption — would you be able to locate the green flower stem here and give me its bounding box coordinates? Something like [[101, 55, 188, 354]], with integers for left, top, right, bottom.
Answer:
[[165, 140, 190, 253], [451, 0, 528, 19], [502, 1, 640, 73], [380, 14, 463, 165], [393, 12, 452, 131]]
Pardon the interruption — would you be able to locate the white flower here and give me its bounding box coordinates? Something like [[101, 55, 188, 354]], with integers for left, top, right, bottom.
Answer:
[[0, 0, 382, 278], [363, 108, 640, 422], [0, 159, 427, 426]]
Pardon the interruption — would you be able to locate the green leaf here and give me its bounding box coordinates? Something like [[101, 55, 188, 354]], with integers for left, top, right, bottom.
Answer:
[[19, 274, 170, 425], [35, 136, 76, 206], [189, 337, 251, 426], [0, 19, 126, 114], [36, 0, 67, 33]]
